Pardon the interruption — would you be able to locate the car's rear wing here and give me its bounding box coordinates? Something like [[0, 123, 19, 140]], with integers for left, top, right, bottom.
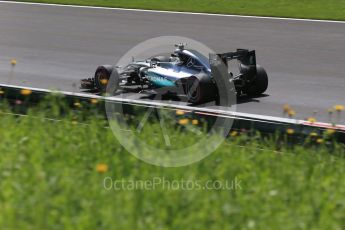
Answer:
[[209, 49, 258, 82], [217, 49, 256, 66]]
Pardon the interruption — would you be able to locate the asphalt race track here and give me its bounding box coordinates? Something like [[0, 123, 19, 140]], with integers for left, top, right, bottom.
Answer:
[[0, 1, 344, 123]]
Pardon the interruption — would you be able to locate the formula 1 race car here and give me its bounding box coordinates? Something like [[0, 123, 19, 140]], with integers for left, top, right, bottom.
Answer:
[[81, 44, 268, 104]]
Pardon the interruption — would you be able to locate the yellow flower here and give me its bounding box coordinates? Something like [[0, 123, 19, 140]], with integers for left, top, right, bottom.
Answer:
[[20, 89, 32, 96], [307, 117, 316, 123], [230, 131, 238, 137], [325, 129, 336, 135], [11, 59, 17, 66], [96, 163, 108, 173], [71, 121, 78, 125], [334, 105, 344, 112], [90, 98, 98, 104], [0, 90, 4, 95], [178, 118, 189, 125], [74, 102, 82, 108], [100, 79, 108, 85], [287, 110, 296, 117], [176, 110, 185, 115], [192, 119, 199, 125], [316, 138, 324, 144], [310, 132, 318, 137], [283, 104, 291, 113], [286, 128, 294, 135]]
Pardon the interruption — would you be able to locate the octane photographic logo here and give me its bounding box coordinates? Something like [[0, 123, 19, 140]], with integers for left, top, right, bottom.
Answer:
[[105, 36, 236, 167]]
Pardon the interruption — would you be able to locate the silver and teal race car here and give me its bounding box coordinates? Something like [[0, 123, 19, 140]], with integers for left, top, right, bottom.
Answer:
[[81, 44, 268, 104]]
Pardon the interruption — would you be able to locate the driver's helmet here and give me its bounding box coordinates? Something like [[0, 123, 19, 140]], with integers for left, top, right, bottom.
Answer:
[[173, 49, 190, 64]]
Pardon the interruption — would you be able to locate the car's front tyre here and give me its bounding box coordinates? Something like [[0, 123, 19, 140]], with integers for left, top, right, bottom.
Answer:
[[94, 65, 114, 93]]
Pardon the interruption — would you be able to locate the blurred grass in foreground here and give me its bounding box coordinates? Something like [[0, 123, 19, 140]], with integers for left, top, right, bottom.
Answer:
[[20, 0, 345, 21], [0, 97, 344, 229]]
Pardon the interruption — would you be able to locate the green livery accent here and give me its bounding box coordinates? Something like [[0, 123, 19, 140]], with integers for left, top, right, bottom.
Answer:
[[146, 72, 176, 88]]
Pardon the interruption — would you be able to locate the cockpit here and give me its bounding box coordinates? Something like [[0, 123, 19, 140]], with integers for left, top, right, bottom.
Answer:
[[171, 47, 210, 71]]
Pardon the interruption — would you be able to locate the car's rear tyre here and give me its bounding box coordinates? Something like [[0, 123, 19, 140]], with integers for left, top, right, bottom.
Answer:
[[244, 65, 268, 96], [94, 65, 114, 93], [186, 76, 202, 104], [186, 73, 216, 104]]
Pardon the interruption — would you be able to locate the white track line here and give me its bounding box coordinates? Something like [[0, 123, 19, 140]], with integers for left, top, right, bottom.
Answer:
[[2, 83, 345, 131], [1, 0, 345, 24]]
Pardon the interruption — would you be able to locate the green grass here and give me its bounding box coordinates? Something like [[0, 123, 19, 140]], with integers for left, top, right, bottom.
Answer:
[[19, 0, 345, 20], [0, 98, 344, 229]]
